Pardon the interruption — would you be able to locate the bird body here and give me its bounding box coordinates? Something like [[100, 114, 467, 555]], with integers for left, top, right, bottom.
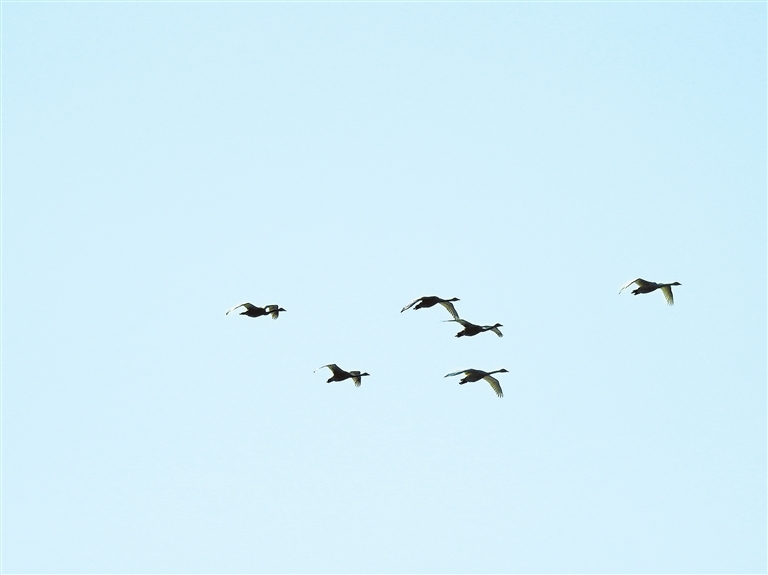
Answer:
[[445, 318, 503, 338], [314, 364, 370, 387], [401, 296, 460, 320], [226, 303, 286, 318], [445, 368, 509, 398], [619, 279, 681, 306]]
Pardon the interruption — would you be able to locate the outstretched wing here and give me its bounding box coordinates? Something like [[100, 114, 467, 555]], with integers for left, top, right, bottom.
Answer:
[[443, 319, 470, 327], [660, 285, 675, 306], [315, 364, 342, 377], [401, 297, 424, 313], [349, 371, 368, 387], [225, 302, 255, 315], [482, 374, 504, 398], [439, 300, 460, 320], [619, 278, 649, 294], [445, 369, 470, 378], [490, 326, 503, 337], [265, 305, 282, 319]]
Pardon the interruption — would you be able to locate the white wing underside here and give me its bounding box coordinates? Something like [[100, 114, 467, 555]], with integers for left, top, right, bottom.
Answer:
[[444, 370, 471, 378], [225, 302, 255, 315], [619, 278, 652, 294], [265, 305, 281, 319], [315, 363, 340, 374], [439, 301, 460, 320], [444, 319, 471, 327], [483, 375, 503, 398], [400, 298, 422, 313], [660, 285, 674, 305]]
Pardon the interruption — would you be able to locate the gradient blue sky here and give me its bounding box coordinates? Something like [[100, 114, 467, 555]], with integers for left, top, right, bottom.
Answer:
[[3, 2, 766, 573]]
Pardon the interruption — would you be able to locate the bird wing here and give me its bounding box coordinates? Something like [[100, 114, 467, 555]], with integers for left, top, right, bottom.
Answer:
[[351, 375, 362, 387], [265, 305, 282, 319], [490, 326, 504, 337], [483, 375, 504, 398], [661, 285, 675, 306], [315, 364, 342, 376], [619, 278, 653, 294], [225, 302, 254, 315], [439, 301, 460, 320], [443, 319, 470, 327], [444, 369, 470, 378], [401, 297, 423, 313]]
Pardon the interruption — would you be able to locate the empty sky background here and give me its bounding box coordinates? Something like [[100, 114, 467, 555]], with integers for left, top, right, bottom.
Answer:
[[3, 1, 766, 573]]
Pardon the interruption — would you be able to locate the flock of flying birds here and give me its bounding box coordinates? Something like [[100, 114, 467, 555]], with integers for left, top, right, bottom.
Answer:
[[225, 277, 682, 399]]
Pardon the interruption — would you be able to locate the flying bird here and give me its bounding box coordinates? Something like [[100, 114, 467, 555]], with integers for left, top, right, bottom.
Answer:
[[444, 319, 503, 338], [401, 296, 460, 320], [444, 368, 509, 398], [314, 364, 370, 387], [225, 303, 286, 319], [619, 279, 682, 306]]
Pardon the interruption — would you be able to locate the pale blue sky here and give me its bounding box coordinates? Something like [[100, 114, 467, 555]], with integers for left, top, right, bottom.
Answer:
[[3, 2, 766, 573]]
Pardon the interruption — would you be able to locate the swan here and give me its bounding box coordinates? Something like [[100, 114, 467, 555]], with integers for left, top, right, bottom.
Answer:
[[401, 296, 460, 320], [444, 319, 503, 338], [314, 364, 370, 387], [225, 303, 286, 319], [444, 368, 509, 398], [619, 279, 681, 306]]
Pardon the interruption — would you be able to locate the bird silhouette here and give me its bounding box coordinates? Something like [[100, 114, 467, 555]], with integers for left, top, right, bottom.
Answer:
[[225, 303, 286, 319], [619, 279, 681, 306], [444, 368, 509, 398], [314, 364, 370, 387], [401, 296, 460, 320], [444, 318, 503, 338]]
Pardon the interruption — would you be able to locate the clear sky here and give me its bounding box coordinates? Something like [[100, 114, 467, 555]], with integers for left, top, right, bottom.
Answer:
[[3, 2, 766, 573]]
